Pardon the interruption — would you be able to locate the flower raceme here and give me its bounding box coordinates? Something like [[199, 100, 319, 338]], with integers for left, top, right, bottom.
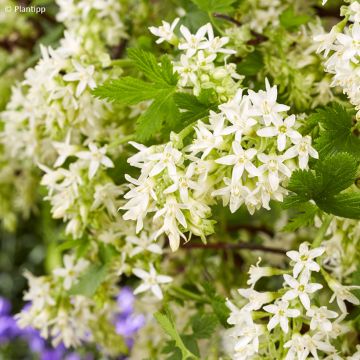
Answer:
[[224, 242, 359, 359], [121, 81, 318, 251]]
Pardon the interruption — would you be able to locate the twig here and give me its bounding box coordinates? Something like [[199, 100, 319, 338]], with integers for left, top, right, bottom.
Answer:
[[181, 241, 287, 255]]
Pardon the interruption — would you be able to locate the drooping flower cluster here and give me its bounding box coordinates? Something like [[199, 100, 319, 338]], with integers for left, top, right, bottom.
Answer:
[[122, 78, 318, 251], [224, 241, 360, 359], [315, 0, 360, 118]]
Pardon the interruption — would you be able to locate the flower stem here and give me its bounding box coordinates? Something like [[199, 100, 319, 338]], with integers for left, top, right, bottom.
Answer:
[[313, 214, 332, 248]]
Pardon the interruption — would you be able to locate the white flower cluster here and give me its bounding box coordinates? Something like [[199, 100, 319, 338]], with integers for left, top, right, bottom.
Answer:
[[122, 80, 318, 251], [224, 242, 360, 359], [150, 20, 242, 99], [16, 259, 96, 349], [319, 217, 360, 281], [315, 1, 360, 118], [1, 0, 126, 165]]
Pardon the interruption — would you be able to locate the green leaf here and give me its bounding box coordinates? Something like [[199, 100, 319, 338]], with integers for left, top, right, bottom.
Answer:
[[173, 91, 217, 129], [315, 153, 358, 197], [191, 313, 218, 339], [128, 48, 178, 86], [68, 264, 108, 297], [92, 77, 166, 105], [154, 310, 198, 359], [237, 50, 264, 76], [282, 203, 317, 232], [286, 170, 318, 201], [280, 7, 310, 30], [202, 283, 230, 328], [190, 0, 237, 12], [316, 192, 360, 219], [136, 92, 180, 142], [314, 103, 360, 158]]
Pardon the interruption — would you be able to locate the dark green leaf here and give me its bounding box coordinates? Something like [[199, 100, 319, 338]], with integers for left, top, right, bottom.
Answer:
[[237, 51, 264, 76], [282, 203, 317, 232], [316, 192, 360, 219], [191, 313, 218, 339], [314, 103, 360, 158], [315, 153, 358, 197]]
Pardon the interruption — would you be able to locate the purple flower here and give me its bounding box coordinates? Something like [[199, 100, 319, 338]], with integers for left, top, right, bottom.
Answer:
[[0, 297, 11, 315], [115, 313, 145, 337], [116, 287, 135, 316]]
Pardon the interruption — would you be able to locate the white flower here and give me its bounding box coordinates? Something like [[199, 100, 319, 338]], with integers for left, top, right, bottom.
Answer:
[[336, 23, 360, 64], [314, 26, 339, 57], [263, 299, 300, 333], [306, 306, 338, 332], [122, 175, 157, 233], [286, 242, 325, 278], [148, 143, 182, 178], [256, 115, 302, 151], [322, 0, 328, 5], [283, 273, 323, 310], [216, 142, 259, 182], [233, 321, 263, 355], [126, 232, 163, 257], [52, 132, 79, 167], [53, 255, 89, 290], [211, 177, 249, 213], [283, 135, 318, 169], [226, 299, 253, 326], [76, 143, 114, 179], [258, 153, 291, 191], [63, 60, 96, 97], [248, 79, 289, 126], [219, 93, 257, 142], [164, 164, 200, 202], [149, 18, 179, 44], [178, 23, 210, 57], [153, 196, 188, 251], [247, 257, 274, 287], [284, 333, 336, 360], [133, 264, 172, 300], [328, 277, 360, 314], [188, 120, 224, 159], [237, 288, 273, 311]]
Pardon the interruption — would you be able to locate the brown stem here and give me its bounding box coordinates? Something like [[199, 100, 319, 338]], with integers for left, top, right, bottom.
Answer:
[[181, 241, 287, 255]]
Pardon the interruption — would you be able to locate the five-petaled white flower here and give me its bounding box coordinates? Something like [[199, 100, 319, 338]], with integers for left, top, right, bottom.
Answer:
[[248, 78, 290, 126], [256, 115, 301, 151], [263, 299, 300, 333], [63, 60, 96, 97], [76, 143, 114, 179], [216, 142, 259, 182], [283, 135, 319, 169], [283, 273, 323, 310], [149, 18, 179, 44], [133, 264, 172, 300], [306, 306, 338, 332], [178, 23, 210, 57], [53, 254, 89, 290], [286, 242, 325, 278]]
